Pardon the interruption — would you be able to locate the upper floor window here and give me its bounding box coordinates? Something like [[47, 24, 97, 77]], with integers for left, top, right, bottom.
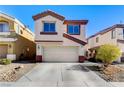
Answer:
[[0, 22, 9, 32], [67, 25, 80, 35], [43, 22, 55, 32], [96, 37, 99, 43], [111, 30, 116, 39]]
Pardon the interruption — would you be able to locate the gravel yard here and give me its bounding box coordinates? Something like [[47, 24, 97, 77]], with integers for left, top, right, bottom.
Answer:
[[87, 65, 124, 82], [0, 61, 37, 82]]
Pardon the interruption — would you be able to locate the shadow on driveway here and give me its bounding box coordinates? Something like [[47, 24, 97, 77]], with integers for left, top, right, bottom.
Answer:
[[66, 64, 90, 72]]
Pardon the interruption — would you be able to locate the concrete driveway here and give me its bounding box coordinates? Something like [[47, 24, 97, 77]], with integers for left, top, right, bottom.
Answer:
[[0, 63, 114, 87]]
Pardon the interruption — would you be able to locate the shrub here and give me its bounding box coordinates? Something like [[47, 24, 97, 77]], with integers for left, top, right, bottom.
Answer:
[[0, 59, 12, 65], [96, 44, 121, 67]]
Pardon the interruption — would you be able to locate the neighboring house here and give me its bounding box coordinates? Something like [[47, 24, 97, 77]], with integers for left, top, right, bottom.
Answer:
[[0, 12, 36, 60], [87, 24, 124, 62], [32, 10, 88, 62]]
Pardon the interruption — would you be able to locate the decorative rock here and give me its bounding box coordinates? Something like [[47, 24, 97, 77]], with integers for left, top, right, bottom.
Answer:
[[0, 63, 35, 82], [20, 65, 24, 68], [0, 68, 17, 81], [100, 65, 124, 81], [14, 65, 23, 71]]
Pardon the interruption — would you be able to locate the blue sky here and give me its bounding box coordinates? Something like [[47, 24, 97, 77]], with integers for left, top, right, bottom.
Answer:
[[0, 5, 124, 37]]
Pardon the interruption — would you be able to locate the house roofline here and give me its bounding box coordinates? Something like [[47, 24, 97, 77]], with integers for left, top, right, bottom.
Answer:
[[87, 24, 124, 40], [32, 10, 65, 21], [63, 20, 88, 25], [0, 11, 34, 36], [32, 10, 88, 25], [63, 33, 87, 45], [35, 40, 63, 42]]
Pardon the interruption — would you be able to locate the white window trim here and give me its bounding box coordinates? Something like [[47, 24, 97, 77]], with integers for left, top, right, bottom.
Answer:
[[42, 21, 56, 32], [68, 24, 80, 34], [111, 29, 116, 39], [0, 22, 9, 32]]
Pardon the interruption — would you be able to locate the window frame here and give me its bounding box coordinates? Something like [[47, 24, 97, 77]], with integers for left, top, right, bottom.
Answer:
[[43, 22, 56, 33], [0, 22, 9, 32], [96, 37, 99, 43], [67, 24, 80, 35], [111, 29, 116, 39]]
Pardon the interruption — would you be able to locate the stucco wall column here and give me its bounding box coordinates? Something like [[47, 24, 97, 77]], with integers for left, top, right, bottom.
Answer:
[[7, 43, 16, 60], [78, 46, 85, 62], [36, 43, 43, 62]]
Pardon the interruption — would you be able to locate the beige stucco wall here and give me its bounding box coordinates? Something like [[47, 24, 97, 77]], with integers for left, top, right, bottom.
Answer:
[[63, 24, 86, 41], [36, 42, 63, 46], [0, 36, 36, 60], [100, 30, 117, 45], [35, 15, 64, 41], [88, 28, 124, 49], [116, 28, 124, 40], [14, 22, 34, 42], [118, 43, 124, 53], [8, 43, 16, 54], [0, 16, 14, 31], [0, 44, 8, 58], [87, 27, 124, 62], [63, 24, 86, 46], [88, 34, 101, 48], [0, 14, 35, 60], [34, 15, 86, 47], [0, 42, 15, 54], [63, 37, 81, 46], [15, 35, 36, 60], [34, 15, 87, 58], [0, 13, 34, 42]]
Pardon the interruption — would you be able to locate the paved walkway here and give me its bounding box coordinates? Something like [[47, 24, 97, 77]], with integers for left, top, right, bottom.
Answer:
[[0, 63, 115, 87]]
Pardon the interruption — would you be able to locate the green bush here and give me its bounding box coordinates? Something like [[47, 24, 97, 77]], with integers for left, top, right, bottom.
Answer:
[[96, 44, 121, 66], [0, 59, 12, 65]]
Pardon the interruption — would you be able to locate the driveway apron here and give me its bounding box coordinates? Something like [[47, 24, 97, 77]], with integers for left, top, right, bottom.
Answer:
[[0, 63, 113, 87]]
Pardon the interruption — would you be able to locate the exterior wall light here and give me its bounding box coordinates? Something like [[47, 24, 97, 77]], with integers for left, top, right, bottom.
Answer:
[[38, 45, 40, 49]]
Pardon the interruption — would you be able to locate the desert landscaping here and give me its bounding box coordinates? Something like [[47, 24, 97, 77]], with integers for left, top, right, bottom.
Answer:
[[87, 64, 124, 82], [0, 61, 36, 82]]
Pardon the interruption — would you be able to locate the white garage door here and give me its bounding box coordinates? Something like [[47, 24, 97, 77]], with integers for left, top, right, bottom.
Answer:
[[43, 46, 78, 62]]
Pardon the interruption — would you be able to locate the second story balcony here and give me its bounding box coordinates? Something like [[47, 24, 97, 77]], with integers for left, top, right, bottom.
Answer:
[[0, 22, 17, 38], [0, 31, 17, 38], [0, 31, 11, 35]]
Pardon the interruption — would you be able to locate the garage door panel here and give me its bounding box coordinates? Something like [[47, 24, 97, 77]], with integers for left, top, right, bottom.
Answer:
[[43, 46, 78, 62], [0, 45, 8, 58]]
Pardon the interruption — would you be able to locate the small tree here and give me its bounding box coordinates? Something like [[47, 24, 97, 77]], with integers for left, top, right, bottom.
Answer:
[[96, 44, 121, 67]]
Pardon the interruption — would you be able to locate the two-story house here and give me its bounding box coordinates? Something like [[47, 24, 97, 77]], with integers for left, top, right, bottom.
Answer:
[[0, 12, 36, 60], [87, 24, 124, 62], [33, 10, 88, 62]]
